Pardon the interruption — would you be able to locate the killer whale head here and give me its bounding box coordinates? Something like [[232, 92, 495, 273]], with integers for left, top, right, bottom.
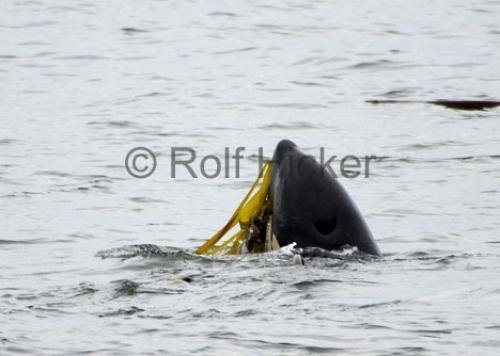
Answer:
[[270, 139, 381, 256]]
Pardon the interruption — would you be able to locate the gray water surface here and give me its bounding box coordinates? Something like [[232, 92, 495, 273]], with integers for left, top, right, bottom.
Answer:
[[1, 1, 500, 355]]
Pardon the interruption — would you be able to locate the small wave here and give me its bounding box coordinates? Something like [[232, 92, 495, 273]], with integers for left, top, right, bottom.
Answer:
[[1, 21, 57, 29], [399, 140, 472, 151], [55, 54, 107, 61], [290, 80, 326, 87], [292, 278, 342, 290], [214, 47, 257, 55], [258, 102, 327, 109], [293, 245, 375, 261], [96, 243, 377, 271], [373, 154, 500, 164], [397, 251, 476, 261], [258, 121, 319, 130], [95, 244, 199, 261], [112, 279, 139, 297], [120, 27, 149, 34], [345, 59, 410, 71], [0, 138, 18, 146], [208, 11, 238, 17], [0, 238, 46, 245], [359, 299, 403, 309], [33, 170, 71, 177], [129, 196, 167, 204], [70, 282, 98, 298], [99, 306, 144, 317], [380, 88, 418, 98]]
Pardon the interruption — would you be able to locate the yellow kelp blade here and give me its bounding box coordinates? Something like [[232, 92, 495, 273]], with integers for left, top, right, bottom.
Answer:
[[238, 167, 271, 228], [195, 161, 272, 256]]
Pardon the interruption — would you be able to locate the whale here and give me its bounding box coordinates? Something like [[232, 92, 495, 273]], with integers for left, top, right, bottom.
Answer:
[[270, 139, 381, 256]]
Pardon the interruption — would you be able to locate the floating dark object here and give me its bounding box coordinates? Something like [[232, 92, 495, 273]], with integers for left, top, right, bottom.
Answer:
[[174, 274, 193, 283], [366, 99, 500, 111], [431, 100, 500, 110]]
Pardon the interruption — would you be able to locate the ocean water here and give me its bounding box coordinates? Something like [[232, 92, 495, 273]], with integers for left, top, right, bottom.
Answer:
[[1, 1, 500, 355]]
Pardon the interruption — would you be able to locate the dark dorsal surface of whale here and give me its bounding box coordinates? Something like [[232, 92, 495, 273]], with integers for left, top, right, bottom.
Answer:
[[271, 139, 381, 256]]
